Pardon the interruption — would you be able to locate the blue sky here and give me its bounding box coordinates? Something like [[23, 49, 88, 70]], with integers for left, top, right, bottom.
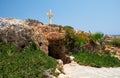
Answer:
[[0, 0, 120, 35]]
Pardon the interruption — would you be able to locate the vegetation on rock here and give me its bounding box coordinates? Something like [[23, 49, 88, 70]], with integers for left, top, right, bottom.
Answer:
[[0, 17, 120, 76], [26, 18, 43, 26], [63, 26, 105, 53], [63, 25, 120, 67], [0, 41, 57, 78]]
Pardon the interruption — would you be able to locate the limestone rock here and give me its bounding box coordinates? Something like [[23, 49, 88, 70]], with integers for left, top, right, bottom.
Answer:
[[43, 69, 56, 78], [57, 59, 63, 66], [0, 17, 66, 56], [55, 68, 61, 74]]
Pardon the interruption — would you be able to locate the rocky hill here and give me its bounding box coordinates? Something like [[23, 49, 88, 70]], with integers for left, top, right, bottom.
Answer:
[[0, 17, 71, 64]]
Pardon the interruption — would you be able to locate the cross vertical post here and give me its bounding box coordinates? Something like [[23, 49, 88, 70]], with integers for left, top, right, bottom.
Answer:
[[46, 9, 54, 24]]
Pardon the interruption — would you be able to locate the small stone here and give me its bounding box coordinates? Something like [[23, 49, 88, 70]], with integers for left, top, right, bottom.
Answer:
[[70, 61, 77, 66], [58, 74, 70, 78], [69, 56, 74, 61], [57, 59, 63, 65], [55, 68, 61, 74]]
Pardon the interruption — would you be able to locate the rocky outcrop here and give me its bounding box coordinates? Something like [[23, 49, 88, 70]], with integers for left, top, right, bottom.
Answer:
[[0, 17, 71, 64], [32, 24, 66, 54], [0, 18, 65, 52], [0, 18, 32, 51], [105, 45, 120, 59]]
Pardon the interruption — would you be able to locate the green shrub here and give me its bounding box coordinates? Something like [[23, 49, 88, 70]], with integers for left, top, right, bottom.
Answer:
[[72, 51, 120, 67], [110, 38, 120, 47], [49, 24, 62, 27], [26, 19, 43, 25], [0, 41, 57, 78], [63, 26, 74, 30], [75, 31, 89, 48], [88, 32, 105, 52], [0, 41, 18, 57], [63, 27, 76, 51], [63, 27, 89, 52], [89, 32, 104, 45]]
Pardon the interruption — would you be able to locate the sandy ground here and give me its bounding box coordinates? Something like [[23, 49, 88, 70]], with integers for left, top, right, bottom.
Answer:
[[58, 61, 120, 78]]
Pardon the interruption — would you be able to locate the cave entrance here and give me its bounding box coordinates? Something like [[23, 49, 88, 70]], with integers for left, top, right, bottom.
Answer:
[[48, 40, 71, 64]]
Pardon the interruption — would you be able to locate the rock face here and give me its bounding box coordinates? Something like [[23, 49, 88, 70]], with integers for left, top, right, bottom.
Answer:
[[0, 17, 70, 64], [0, 18, 64, 53], [0, 18, 32, 51]]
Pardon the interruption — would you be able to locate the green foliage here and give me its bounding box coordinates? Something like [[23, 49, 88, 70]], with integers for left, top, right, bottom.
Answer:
[[63, 27, 75, 50], [29, 41, 38, 50], [110, 38, 120, 47], [0, 41, 57, 78], [87, 32, 105, 52], [72, 51, 120, 67], [49, 24, 62, 27], [0, 41, 18, 57], [26, 19, 43, 25], [111, 52, 117, 56], [90, 32, 104, 44], [75, 31, 89, 48], [63, 26, 74, 30], [63, 27, 89, 52], [49, 24, 63, 32], [63, 28, 106, 53]]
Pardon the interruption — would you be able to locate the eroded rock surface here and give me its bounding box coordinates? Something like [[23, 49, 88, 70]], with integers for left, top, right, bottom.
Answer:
[[0, 18, 63, 53], [0, 17, 71, 64]]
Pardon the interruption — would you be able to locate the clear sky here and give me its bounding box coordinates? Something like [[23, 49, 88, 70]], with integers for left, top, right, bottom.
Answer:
[[0, 0, 120, 35]]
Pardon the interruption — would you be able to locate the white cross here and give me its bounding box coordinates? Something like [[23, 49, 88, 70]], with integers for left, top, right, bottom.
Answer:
[[46, 9, 54, 24]]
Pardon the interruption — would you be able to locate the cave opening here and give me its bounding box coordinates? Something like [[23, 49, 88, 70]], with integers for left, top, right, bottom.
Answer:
[[48, 40, 71, 64]]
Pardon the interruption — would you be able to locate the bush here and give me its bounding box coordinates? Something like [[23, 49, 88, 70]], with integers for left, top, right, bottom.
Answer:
[[63, 27, 76, 51], [63, 27, 89, 52], [63, 29, 105, 53], [0, 41, 57, 78], [72, 51, 120, 67], [88, 32, 105, 52], [49, 24, 62, 27], [63, 26, 74, 30], [0, 41, 18, 57], [26, 19, 43, 26], [110, 38, 120, 47], [89, 32, 105, 46], [74, 31, 89, 48]]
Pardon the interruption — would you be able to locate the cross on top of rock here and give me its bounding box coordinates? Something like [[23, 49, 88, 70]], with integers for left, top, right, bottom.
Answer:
[[46, 9, 54, 24]]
